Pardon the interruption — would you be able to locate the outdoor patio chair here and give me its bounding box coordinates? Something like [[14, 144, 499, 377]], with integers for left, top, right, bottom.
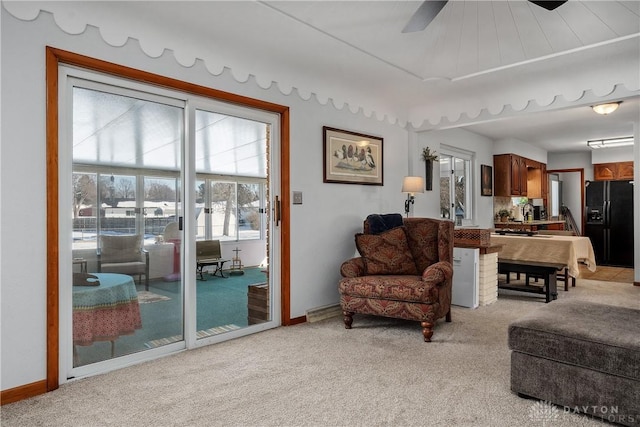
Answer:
[[97, 234, 150, 291]]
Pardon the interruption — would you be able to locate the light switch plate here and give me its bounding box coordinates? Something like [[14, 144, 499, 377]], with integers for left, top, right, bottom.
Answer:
[[293, 191, 303, 205]]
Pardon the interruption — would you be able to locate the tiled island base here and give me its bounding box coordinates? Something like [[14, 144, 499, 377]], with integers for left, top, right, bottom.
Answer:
[[478, 252, 498, 305]]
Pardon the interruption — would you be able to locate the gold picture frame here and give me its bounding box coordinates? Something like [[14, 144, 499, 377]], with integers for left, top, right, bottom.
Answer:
[[323, 126, 383, 185]]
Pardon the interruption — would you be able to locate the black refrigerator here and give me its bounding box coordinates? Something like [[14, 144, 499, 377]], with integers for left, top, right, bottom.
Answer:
[[585, 180, 634, 267]]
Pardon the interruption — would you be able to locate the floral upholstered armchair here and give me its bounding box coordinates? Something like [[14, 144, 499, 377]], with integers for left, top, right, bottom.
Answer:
[[338, 214, 454, 342]]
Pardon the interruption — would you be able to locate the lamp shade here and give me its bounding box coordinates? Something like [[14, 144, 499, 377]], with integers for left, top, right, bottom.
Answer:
[[401, 176, 424, 194], [592, 102, 621, 115]]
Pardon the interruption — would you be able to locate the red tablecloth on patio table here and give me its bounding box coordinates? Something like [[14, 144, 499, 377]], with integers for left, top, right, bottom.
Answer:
[[73, 273, 142, 346]]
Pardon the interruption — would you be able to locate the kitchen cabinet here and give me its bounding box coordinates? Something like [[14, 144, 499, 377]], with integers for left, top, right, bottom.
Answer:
[[540, 222, 565, 231], [618, 162, 634, 180], [526, 160, 546, 201], [594, 163, 615, 180], [494, 154, 528, 197], [526, 166, 542, 199], [494, 154, 548, 198], [512, 156, 526, 196], [541, 164, 548, 200], [594, 161, 634, 181]]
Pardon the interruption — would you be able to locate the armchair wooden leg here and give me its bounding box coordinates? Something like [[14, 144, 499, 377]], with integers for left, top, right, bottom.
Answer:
[[421, 321, 434, 342], [445, 309, 452, 322], [343, 311, 354, 329]]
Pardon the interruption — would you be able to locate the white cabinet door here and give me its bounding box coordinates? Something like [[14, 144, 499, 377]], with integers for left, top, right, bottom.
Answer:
[[452, 247, 479, 308]]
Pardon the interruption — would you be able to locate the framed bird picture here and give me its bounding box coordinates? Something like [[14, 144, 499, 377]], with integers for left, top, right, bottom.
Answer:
[[323, 126, 383, 185]]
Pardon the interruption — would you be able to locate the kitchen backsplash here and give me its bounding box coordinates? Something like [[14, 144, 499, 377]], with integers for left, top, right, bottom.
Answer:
[[494, 197, 514, 219], [494, 196, 538, 221]]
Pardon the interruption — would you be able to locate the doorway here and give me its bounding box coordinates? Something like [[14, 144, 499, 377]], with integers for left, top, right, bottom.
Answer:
[[547, 168, 585, 235], [47, 47, 290, 387]]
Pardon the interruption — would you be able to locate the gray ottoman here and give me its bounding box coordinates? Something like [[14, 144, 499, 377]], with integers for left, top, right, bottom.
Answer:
[[508, 300, 640, 426]]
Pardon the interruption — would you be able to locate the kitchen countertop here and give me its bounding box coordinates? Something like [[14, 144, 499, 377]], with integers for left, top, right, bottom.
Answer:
[[495, 220, 565, 226], [453, 242, 503, 254]]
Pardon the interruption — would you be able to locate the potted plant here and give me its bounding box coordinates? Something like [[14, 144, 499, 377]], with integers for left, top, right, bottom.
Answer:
[[421, 147, 438, 191], [498, 209, 511, 222]]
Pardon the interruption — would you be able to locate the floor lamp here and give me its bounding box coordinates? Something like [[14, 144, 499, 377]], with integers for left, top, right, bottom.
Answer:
[[402, 176, 424, 217]]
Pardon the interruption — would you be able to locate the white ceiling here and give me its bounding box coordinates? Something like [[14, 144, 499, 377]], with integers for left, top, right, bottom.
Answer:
[[456, 96, 640, 152], [259, 0, 640, 153], [5, 0, 640, 153], [267, 0, 639, 81]]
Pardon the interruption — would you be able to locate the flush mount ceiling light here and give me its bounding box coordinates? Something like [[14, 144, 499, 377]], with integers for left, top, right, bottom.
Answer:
[[587, 136, 634, 149], [591, 101, 622, 115]]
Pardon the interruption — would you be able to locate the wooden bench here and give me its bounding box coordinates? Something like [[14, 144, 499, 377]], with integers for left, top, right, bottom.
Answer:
[[525, 230, 577, 291], [526, 267, 575, 291], [498, 258, 565, 303], [196, 240, 229, 280]]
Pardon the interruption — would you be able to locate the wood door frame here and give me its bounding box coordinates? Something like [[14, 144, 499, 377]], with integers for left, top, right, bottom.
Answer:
[[45, 47, 291, 393], [546, 168, 585, 235]]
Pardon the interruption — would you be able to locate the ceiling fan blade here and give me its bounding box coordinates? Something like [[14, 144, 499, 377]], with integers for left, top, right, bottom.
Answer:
[[528, 1, 567, 11], [402, 0, 566, 34], [402, 0, 448, 34]]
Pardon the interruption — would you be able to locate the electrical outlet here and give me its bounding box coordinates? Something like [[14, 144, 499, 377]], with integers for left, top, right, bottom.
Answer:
[[293, 191, 303, 205]]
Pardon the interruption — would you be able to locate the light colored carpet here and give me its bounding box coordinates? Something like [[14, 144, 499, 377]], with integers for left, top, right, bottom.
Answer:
[[2, 279, 638, 427]]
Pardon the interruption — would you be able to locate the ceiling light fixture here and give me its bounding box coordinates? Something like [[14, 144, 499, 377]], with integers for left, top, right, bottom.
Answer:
[[591, 101, 622, 115], [587, 136, 634, 149]]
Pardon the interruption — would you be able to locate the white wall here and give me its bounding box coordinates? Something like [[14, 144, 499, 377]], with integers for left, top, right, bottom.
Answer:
[[557, 172, 583, 234], [414, 128, 495, 229], [493, 138, 547, 164], [547, 152, 592, 231], [591, 146, 634, 163], [0, 11, 409, 390], [547, 152, 593, 179]]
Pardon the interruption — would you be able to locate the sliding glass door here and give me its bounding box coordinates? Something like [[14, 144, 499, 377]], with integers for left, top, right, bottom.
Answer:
[[68, 81, 185, 371], [61, 66, 280, 379], [193, 107, 271, 340]]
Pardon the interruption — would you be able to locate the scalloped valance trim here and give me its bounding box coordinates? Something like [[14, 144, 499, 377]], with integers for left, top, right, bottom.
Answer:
[[407, 83, 639, 131], [3, 2, 638, 132]]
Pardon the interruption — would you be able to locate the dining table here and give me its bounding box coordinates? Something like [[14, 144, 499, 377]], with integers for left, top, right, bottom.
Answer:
[[491, 234, 597, 279], [73, 273, 142, 360]]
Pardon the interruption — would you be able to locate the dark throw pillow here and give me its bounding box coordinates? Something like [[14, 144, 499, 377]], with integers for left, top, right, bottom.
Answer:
[[355, 226, 418, 275], [365, 213, 404, 235]]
